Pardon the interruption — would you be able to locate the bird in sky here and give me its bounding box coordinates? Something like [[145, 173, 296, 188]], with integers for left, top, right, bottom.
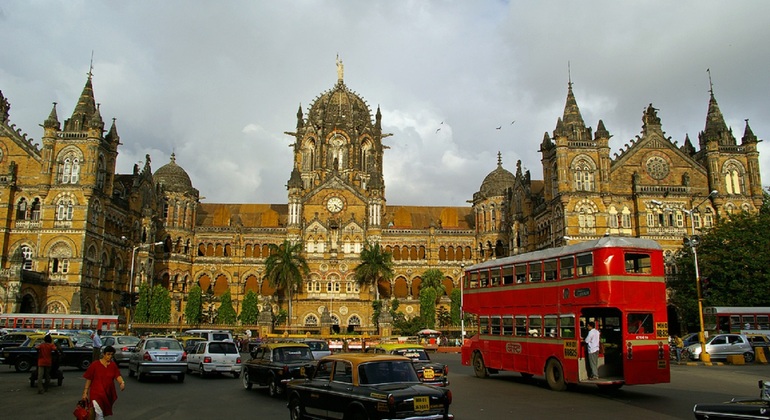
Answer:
[[511, 120, 516, 125], [496, 126, 501, 130], [436, 127, 441, 133]]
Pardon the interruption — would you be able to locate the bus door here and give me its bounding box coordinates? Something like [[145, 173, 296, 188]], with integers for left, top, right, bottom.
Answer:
[[580, 308, 623, 381]]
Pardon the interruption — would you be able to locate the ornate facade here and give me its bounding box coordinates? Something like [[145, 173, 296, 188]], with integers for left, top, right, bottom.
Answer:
[[0, 63, 762, 332]]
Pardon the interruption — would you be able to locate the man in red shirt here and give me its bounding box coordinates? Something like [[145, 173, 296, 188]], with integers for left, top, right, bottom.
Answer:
[[36, 334, 58, 394]]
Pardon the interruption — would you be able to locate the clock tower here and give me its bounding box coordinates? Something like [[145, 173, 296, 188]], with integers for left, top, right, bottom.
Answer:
[[284, 57, 387, 254]]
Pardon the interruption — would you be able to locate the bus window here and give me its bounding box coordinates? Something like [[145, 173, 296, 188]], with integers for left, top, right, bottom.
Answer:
[[559, 256, 574, 279], [503, 316, 513, 335], [490, 267, 500, 286], [64, 319, 72, 329], [24, 318, 33, 328], [577, 253, 593, 276], [468, 271, 479, 289], [43, 319, 52, 329], [742, 316, 756, 330], [624, 253, 652, 274], [515, 316, 527, 336], [544, 316, 557, 337], [479, 316, 489, 335], [528, 262, 542, 282], [502, 266, 514, 285], [730, 315, 741, 332], [73, 319, 82, 329], [491, 317, 501, 335], [514, 265, 526, 283], [758, 315, 769, 330], [560, 315, 575, 338], [54, 319, 62, 329], [627, 313, 654, 334], [528, 316, 542, 337], [544, 260, 557, 281], [480, 270, 489, 288]]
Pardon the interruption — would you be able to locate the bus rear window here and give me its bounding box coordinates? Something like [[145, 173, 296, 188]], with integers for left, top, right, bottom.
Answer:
[[628, 313, 654, 334], [625, 253, 652, 274], [577, 253, 593, 276]]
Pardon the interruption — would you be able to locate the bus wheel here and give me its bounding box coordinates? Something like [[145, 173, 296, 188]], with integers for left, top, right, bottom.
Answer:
[[472, 352, 488, 379], [545, 359, 567, 391]]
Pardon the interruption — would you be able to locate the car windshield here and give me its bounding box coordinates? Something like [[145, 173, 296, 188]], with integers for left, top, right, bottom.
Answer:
[[146, 339, 183, 351], [118, 336, 140, 345], [209, 342, 238, 354], [305, 341, 329, 351], [393, 348, 430, 361], [358, 361, 420, 385], [276, 347, 313, 361]]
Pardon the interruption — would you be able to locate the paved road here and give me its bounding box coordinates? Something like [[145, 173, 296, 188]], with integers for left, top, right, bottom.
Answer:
[[2, 353, 769, 419]]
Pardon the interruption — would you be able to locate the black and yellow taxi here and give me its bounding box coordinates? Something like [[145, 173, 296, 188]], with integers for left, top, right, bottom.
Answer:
[[287, 353, 453, 420], [242, 342, 315, 398], [370, 343, 449, 387]]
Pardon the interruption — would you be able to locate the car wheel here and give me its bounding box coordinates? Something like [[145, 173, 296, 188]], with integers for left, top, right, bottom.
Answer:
[[15, 357, 32, 373], [545, 359, 567, 391], [349, 407, 369, 420], [744, 352, 755, 363], [268, 376, 281, 398], [128, 365, 135, 378], [199, 364, 207, 378], [289, 395, 307, 420], [137, 369, 145, 382], [79, 358, 91, 371], [242, 369, 252, 390], [472, 352, 488, 378], [177, 373, 185, 383]]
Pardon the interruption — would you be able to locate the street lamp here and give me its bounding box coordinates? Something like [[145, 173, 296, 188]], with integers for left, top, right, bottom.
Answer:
[[685, 190, 718, 363], [460, 263, 465, 340], [127, 241, 164, 332]]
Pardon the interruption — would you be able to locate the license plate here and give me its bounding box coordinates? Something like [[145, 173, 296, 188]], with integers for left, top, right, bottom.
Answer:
[[423, 368, 434, 379], [414, 396, 429, 411]]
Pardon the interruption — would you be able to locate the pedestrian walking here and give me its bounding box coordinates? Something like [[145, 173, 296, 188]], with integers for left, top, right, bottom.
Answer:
[[92, 330, 103, 361], [82, 345, 125, 419], [672, 335, 684, 362], [36, 334, 58, 394]]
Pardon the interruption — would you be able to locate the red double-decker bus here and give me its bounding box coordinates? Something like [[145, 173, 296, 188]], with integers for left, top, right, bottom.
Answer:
[[461, 237, 670, 391]]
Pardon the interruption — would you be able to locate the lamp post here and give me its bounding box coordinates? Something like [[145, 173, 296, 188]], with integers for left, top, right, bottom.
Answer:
[[460, 263, 465, 340], [684, 190, 718, 363], [127, 241, 164, 333]]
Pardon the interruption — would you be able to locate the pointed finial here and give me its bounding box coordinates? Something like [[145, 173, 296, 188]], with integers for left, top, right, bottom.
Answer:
[[497, 151, 502, 167], [707, 68, 714, 96], [170, 152, 176, 163], [88, 50, 94, 79], [568, 61, 572, 89]]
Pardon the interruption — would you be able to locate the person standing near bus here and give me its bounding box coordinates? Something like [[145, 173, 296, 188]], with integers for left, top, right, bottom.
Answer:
[[36, 334, 58, 394], [585, 322, 600, 380], [91, 330, 103, 361]]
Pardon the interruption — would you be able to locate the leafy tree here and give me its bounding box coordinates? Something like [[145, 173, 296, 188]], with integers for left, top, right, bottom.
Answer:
[[133, 282, 152, 323], [148, 284, 171, 324], [371, 299, 383, 327], [419, 287, 437, 329], [264, 240, 310, 328], [239, 290, 259, 325], [185, 285, 203, 325], [450, 288, 461, 326], [354, 241, 394, 301], [671, 207, 770, 332], [273, 309, 288, 327], [217, 290, 237, 325], [420, 268, 446, 301], [436, 306, 451, 328], [393, 315, 424, 336]]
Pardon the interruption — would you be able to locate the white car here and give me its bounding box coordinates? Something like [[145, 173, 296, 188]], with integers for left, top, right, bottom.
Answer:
[[186, 341, 242, 378], [687, 333, 755, 362]]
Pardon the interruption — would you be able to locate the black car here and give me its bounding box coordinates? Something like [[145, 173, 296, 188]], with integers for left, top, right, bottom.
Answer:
[[370, 343, 449, 386], [693, 380, 770, 419], [241, 342, 315, 398], [287, 353, 453, 420]]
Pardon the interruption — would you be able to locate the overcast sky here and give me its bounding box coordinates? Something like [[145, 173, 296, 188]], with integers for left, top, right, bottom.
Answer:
[[1, 1, 769, 206]]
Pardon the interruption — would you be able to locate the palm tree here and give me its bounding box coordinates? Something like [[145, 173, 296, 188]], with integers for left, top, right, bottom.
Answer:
[[264, 240, 309, 329], [354, 241, 394, 301]]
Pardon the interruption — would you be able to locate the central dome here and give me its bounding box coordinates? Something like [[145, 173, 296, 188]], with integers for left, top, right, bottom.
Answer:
[[307, 81, 373, 131], [479, 158, 515, 198]]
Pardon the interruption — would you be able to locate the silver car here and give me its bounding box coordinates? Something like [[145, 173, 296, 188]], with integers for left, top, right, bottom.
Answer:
[[186, 341, 242, 378], [687, 333, 755, 362], [101, 335, 140, 365], [128, 337, 187, 382]]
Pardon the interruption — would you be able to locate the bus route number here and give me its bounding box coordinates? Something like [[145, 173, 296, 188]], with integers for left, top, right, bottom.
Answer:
[[563, 341, 578, 359], [506, 342, 522, 354]]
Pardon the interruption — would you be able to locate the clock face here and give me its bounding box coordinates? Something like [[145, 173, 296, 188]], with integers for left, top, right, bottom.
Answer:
[[326, 197, 344, 213]]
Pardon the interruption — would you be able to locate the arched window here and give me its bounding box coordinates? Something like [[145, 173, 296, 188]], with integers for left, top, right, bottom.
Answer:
[[304, 314, 319, 326], [302, 139, 315, 171], [56, 199, 74, 221], [348, 315, 361, 326], [329, 135, 346, 170], [722, 161, 745, 195], [571, 156, 596, 192], [21, 245, 33, 270], [96, 156, 106, 189], [16, 198, 27, 220], [30, 198, 41, 221]]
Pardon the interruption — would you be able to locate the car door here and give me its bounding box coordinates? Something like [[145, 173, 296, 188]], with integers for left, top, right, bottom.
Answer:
[[129, 340, 145, 371], [325, 360, 355, 419], [187, 342, 202, 370], [302, 359, 334, 418], [708, 335, 729, 357]]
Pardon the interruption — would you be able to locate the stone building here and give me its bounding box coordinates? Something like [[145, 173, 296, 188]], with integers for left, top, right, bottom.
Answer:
[[0, 63, 762, 332]]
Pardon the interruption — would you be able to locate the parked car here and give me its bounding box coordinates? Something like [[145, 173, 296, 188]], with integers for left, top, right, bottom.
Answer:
[[370, 343, 449, 386], [746, 334, 770, 354], [0, 333, 92, 372], [693, 379, 770, 419], [0, 331, 36, 351], [241, 342, 315, 398], [682, 332, 700, 348], [127, 337, 187, 382], [287, 353, 454, 420], [177, 336, 207, 354], [687, 333, 755, 362], [100, 335, 140, 365], [186, 341, 241, 378]]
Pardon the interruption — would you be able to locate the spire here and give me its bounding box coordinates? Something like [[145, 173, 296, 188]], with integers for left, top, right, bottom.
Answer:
[[89, 103, 104, 131], [496, 151, 503, 168], [681, 133, 696, 155], [296, 104, 304, 129], [0, 90, 9, 124], [741, 119, 758, 144], [561, 79, 586, 135], [595, 119, 609, 139], [700, 72, 736, 147], [44, 102, 60, 130], [375, 105, 382, 129], [540, 131, 553, 150], [336, 54, 344, 85], [105, 118, 119, 143], [64, 73, 97, 131]]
